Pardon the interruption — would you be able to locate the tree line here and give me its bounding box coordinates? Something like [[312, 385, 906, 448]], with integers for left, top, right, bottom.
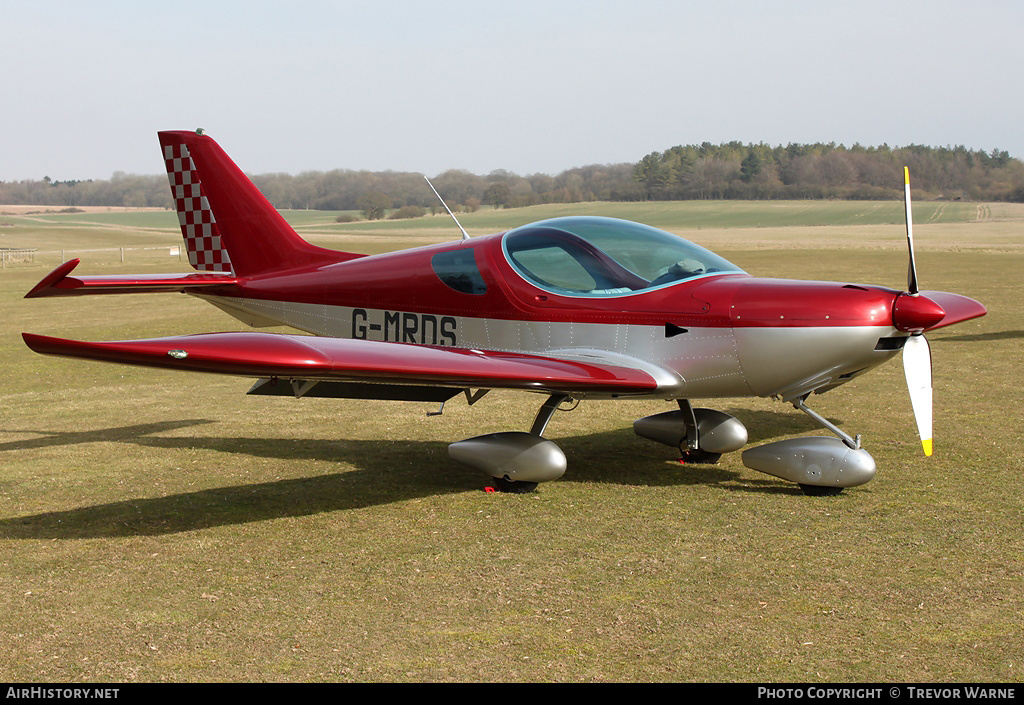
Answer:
[[3, 142, 1023, 217], [632, 142, 1024, 202]]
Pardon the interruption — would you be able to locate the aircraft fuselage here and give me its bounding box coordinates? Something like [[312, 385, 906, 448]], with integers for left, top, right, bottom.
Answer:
[[194, 230, 909, 402]]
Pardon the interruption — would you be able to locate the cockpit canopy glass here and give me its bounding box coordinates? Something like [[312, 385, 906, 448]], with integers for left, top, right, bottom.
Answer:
[[502, 216, 744, 297]]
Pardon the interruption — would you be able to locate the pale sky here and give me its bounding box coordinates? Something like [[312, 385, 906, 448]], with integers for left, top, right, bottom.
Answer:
[[3, 0, 1022, 181]]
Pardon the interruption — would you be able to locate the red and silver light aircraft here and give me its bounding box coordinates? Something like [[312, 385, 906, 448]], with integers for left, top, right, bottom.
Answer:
[[23, 130, 986, 495]]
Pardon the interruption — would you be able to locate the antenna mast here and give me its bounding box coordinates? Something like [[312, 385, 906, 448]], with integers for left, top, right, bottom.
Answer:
[[424, 176, 470, 241]]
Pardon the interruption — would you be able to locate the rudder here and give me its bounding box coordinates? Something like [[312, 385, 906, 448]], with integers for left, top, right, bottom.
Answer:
[[162, 136, 233, 272], [158, 130, 348, 277]]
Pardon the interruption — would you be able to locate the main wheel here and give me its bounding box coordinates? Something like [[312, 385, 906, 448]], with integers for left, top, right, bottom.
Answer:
[[493, 476, 539, 494], [799, 484, 844, 497]]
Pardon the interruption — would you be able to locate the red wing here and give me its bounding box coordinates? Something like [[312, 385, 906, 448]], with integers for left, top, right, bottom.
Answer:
[[22, 332, 658, 394]]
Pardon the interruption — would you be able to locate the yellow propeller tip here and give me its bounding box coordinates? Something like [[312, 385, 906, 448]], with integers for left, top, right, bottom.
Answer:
[[922, 439, 933, 456], [904, 166, 911, 185]]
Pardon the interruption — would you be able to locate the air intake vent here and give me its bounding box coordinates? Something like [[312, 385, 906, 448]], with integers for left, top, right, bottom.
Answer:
[[874, 336, 908, 351]]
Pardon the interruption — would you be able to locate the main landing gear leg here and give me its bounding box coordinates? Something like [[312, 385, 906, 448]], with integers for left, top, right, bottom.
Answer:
[[633, 400, 747, 463], [676, 399, 723, 464], [531, 393, 569, 436]]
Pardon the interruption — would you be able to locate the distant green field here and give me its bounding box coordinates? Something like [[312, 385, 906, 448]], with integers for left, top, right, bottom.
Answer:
[[3, 210, 179, 230], [5, 199, 1021, 271], [4, 198, 1010, 238], [317, 199, 991, 234]]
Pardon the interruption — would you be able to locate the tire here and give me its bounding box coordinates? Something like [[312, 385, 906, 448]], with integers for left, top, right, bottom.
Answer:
[[799, 484, 844, 497], [680, 449, 723, 464], [494, 476, 539, 494]]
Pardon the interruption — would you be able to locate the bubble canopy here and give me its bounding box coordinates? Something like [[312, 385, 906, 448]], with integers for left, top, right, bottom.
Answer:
[[501, 216, 745, 297]]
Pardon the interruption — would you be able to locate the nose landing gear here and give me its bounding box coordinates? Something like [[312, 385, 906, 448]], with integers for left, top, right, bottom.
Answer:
[[741, 395, 876, 495]]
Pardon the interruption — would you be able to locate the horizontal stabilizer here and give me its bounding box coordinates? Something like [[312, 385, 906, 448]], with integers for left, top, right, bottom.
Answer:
[[22, 332, 659, 394], [25, 259, 237, 298]]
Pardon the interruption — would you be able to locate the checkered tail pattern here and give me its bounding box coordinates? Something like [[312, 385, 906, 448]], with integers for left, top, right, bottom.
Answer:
[[163, 144, 233, 272]]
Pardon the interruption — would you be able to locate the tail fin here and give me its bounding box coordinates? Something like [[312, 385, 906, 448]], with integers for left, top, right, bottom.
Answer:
[[158, 130, 348, 277]]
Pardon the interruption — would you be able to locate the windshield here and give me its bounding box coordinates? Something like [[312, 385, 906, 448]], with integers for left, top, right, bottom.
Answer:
[[502, 216, 744, 297]]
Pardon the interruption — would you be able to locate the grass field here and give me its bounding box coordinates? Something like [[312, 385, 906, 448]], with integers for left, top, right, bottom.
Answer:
[[1, 202, 1021, 682]]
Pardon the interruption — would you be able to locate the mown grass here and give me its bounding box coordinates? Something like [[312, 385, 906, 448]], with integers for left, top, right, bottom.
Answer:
[[0, 204, 1020, 682]]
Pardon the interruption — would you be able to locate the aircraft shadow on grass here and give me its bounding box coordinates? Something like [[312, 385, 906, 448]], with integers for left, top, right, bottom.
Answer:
[[931, 328, 1024, 343], [0, 408, 828, 540], [0, 420, 219, 452]]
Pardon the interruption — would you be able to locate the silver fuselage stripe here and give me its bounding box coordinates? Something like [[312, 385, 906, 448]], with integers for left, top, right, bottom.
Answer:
[[196, 295, 900, 399]]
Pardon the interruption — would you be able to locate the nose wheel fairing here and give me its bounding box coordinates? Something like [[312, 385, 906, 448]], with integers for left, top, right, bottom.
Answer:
[[741, 437, 876, 490], [740, 396, 877, 492]]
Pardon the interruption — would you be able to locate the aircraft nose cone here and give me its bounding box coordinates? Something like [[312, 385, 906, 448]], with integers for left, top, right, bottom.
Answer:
[[892, 293, 945, 332]]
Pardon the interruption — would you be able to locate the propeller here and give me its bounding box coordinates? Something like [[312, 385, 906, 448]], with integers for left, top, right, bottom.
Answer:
[[900, 167, 934, 456], [904, 166, 920, 295], [903, 334, 933, 456]]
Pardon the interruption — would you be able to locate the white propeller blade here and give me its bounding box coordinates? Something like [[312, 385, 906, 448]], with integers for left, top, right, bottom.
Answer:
[[903, 334, 933, 456], [904, 166, 920, 295]]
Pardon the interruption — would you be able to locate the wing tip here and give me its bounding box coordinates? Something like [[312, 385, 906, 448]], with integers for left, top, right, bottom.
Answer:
[[25, 259, 81, 298]]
